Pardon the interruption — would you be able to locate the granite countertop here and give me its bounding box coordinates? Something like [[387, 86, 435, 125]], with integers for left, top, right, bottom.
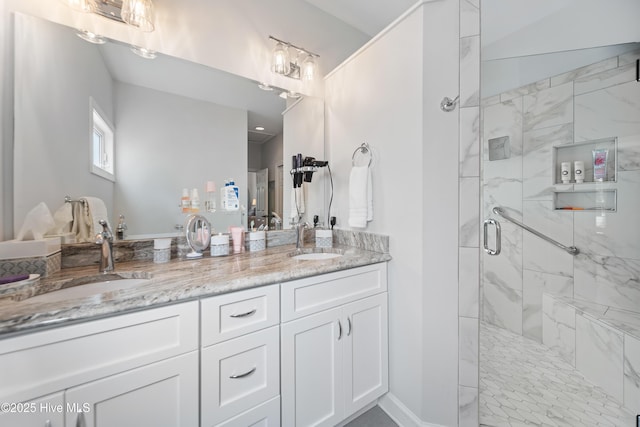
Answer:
[[0, 244, 391, 336]]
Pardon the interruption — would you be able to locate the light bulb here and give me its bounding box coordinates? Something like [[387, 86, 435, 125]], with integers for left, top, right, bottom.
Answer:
[[272, 42, 291, 75], [121, 0, 155, 32], [301, 55, 316, 81], [61, 0, 94, 13]]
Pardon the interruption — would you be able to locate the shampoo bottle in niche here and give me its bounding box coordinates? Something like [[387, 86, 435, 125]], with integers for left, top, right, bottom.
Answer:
[[593, 149, 608, 182]]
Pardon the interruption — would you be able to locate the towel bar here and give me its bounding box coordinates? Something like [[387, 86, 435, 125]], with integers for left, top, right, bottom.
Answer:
[[64, 195, 85, 204], [352, 143, 372, 167]]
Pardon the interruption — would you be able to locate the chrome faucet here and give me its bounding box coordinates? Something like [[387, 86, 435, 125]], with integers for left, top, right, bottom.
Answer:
[[295, 221, 310, 249], [95, 220, 114, 273]]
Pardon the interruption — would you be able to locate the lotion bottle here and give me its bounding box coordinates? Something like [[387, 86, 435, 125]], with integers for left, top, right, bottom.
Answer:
[[181, 188, 190, 213], [190, 188, 200, 213], [220, 180, 229, 210]]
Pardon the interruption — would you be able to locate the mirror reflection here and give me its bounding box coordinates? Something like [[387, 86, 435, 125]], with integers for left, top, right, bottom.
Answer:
[[13, 13, 287, 240]]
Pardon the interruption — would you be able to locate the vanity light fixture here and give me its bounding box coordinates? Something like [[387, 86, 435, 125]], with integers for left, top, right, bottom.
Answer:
[[61, 0, 95, 13], [121, 0, 155, 32], [61, 0, 156, 33], [269, 35, 319, 81]]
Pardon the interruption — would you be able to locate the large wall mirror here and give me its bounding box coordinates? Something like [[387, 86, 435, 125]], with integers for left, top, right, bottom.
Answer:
[[12, 13, 301, 240]]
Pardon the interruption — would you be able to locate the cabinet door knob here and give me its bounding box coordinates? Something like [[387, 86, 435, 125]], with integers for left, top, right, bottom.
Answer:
[[338, 320, 343, 340], [229, 367, 257, 379], [347, 317, 352, 336], [229, 309, 257, 318]]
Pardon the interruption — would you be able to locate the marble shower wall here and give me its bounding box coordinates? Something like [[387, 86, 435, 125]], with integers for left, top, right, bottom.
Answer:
[[481, 48, 640, 342]]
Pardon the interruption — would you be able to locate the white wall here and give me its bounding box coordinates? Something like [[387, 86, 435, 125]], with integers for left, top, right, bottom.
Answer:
[[325, 1, 464, 424], [248, 143, 263, 172], [0, 5, 11, 239], [482, 0, 640, 61], [282, 97, 325, 228], [261, 133, 284, 219], [13, 13, 115, 233], [114, 82, 246, 235]]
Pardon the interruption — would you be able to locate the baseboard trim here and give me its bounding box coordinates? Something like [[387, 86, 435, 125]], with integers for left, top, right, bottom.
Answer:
[[378, 393, 448, 427]]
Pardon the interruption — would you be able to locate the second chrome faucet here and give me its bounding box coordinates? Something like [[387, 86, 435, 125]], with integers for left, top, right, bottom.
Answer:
[[95, 220, 114, 273]]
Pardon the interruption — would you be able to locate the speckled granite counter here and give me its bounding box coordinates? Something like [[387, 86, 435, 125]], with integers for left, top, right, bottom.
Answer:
[[0, 244, 391, 336]]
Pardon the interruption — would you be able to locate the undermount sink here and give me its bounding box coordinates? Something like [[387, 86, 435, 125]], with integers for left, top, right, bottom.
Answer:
[[290, 249, 344, 261], [28, 272, 152, 303]]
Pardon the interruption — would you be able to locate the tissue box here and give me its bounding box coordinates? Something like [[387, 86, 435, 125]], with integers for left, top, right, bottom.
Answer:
[[0, 252, 61, 278], [0, 237, 62, 277]]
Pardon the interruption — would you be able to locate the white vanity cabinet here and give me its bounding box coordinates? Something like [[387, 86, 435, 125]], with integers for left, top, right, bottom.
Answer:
[[0, 301, 199, 427], [64, 351, 198, 427], [280, 263, 389, 427], [200, 284, 281, 427], [0, 392, 64, 427]]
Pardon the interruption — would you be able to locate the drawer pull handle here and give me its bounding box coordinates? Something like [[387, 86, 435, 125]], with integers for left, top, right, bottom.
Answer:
[[347, 317, 352, 336], [338, 320, 343, 340], [230, 309, 257, 318], [229, 367, 257, 379]]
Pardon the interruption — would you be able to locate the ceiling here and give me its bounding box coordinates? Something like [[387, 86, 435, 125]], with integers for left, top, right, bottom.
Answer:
[[303, 0, 416, 37]]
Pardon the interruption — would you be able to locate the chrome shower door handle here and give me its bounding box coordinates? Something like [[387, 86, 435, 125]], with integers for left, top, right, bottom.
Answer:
[[483, 219, 501, 256]]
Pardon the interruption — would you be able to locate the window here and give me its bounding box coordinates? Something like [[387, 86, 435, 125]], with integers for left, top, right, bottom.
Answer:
[[90, 97, 115, 181]]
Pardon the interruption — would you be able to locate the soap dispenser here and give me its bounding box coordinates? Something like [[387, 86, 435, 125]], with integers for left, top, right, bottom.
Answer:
[[116, 214, 127, 240]]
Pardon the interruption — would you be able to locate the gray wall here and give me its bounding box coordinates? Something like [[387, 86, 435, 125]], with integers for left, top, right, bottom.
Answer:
[[114, 82, 247, 235], [13, 13, 115, 233]]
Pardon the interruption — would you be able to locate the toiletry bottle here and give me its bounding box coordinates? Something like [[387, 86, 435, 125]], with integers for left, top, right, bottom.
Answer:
[[229, 179, 239, 200], [220, 180, 229, 210], [190, 188, 200, 213], [181, 188, 190, 213], [205, 181, 216, 212], [116, 214, 127, 240], [227, 180, 239, 211]]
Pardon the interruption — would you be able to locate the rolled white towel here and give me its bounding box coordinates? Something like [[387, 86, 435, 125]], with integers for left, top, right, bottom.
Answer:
[[348, 166, 372, 228]]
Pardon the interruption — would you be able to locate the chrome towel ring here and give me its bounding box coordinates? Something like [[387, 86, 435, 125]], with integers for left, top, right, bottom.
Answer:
[[352, 143, 372, 167]]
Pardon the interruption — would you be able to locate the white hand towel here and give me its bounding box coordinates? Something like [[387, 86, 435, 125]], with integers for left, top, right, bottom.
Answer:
[[348, 166, 373, 228], [80, 197, 110, 241], [290, 184, 306, 220]]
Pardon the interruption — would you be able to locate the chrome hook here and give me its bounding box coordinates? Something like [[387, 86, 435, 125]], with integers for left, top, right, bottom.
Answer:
[[440, 95, 459, 112]]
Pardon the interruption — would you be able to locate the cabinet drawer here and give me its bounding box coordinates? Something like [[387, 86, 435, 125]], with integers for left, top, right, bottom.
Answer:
[[201, 284, 279, 346], [201, 326, 280, 426], [0, 301, 198, 403], [215, 396, 280, 427], [281, 263, 387, 322]]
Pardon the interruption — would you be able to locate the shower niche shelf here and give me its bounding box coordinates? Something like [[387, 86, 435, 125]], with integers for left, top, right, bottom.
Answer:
[[552, 137, 618, 211]]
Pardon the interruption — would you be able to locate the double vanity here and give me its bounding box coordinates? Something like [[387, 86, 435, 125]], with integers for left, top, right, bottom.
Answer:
[[0, 240, 390, 427]]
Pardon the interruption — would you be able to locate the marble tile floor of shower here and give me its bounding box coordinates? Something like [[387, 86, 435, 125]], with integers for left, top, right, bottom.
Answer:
[[480, 322, 637, 427]]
